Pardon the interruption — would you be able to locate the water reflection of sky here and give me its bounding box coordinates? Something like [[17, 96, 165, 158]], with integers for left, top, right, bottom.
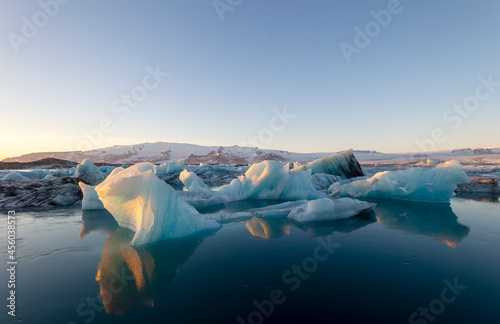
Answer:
[[1, 198, 499, 323]]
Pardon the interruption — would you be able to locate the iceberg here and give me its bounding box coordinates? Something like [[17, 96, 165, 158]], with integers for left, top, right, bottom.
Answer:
[[79, 182, 105, 210], [311, 173, 342, 191], [154, 159, 185, 175], [51, 193, 80, 206], [247, 200, 309, 217], [1, 171, 28, 181], [92, 162, 220, 245], [179, 170, 214, 198], [290, 149, 364, 178], [287, 198, 376, 222], [246, 198, 375, 222], [180, 161, 326, 201], [74, 159, 105, 185], [219, 161, 326, 200], [328, 160, 469, 203]]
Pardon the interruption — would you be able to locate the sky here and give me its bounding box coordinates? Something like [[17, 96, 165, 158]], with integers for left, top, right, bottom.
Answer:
[[1, 0, 499, 160]]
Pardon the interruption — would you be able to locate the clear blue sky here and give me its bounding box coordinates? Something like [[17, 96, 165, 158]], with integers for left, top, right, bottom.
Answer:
[[1, 0, 499, 159]]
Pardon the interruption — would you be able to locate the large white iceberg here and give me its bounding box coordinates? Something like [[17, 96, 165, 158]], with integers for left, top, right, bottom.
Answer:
[[246, 198, 375, 222], [154, 159, 185, 175], [90, 162, 219, 245], [181, 161, 326, 201], [291, 149, 364, 178], [287, 198, 376, 222], [328, 160, 469, 203], [74, 159, 105, 185]]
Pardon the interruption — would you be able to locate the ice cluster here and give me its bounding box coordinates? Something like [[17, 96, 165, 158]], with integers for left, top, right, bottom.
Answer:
[[328, 160, 469, 203], [181, 161, 326, 201], [1, 171, 28, 181]]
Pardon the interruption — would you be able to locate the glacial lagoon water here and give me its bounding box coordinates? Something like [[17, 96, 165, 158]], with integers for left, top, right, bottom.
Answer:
[[1, 197, 499, 324]]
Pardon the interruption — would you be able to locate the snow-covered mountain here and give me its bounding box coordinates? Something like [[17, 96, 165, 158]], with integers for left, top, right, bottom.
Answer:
[[2, 142, 330, 165], [2, 142, 499, 165]]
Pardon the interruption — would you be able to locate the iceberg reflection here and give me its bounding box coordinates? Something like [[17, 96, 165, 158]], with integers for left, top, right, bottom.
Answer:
[[80, 210, 216, 314], [374, 200, 470, 248], [243, 213, 376, 238], [245, 216, 290, 239]]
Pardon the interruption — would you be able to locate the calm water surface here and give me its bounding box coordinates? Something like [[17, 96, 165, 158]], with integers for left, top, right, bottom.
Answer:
[[1, 197, 499, 324]]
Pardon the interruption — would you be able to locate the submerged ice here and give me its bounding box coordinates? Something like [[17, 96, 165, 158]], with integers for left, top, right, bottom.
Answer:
[[328, 160, 469, 203]]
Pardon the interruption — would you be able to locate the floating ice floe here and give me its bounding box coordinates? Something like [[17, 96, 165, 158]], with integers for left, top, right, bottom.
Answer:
[[287, 198, 376, 222], [154, 159, 185, 175], [1, 171, 29, 181], [245, 198, 375, 222], [328, 160, 469, 203], [74, 159, 105, 185], [92, 162, 220, 245]]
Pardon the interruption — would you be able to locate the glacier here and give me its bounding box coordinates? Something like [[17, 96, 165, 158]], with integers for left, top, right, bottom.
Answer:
[[328, 160, 469, 203], [92, 162, 220, 245]]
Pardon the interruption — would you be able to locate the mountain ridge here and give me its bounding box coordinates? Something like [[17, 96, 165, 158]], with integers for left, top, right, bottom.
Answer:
[[2, 142, 499, 165]]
